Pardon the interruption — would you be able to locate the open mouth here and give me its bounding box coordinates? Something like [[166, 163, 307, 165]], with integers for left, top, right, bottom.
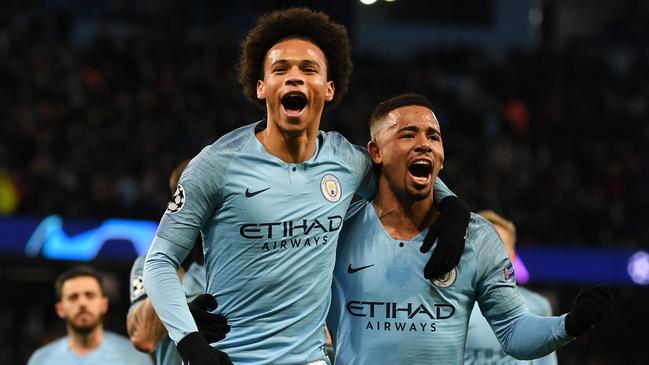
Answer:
[[408, 159, 433, 179], [281, 92, 308, 116]]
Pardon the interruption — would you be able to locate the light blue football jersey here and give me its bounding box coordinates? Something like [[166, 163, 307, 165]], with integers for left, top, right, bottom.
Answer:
[[465, 287, 558, 365], [129, 256, 206, 365], [27, 331, 153, 365], [144, 121, 454, 365], [328, 200, 572, 365]]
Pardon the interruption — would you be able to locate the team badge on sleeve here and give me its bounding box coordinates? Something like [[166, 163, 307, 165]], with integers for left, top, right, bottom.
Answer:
[[320, 174, 341, 202], [166, 184, 185, 214], [131, 276, 145, 302], [503, 263, 515, 281], [431, 267, 457, 288]]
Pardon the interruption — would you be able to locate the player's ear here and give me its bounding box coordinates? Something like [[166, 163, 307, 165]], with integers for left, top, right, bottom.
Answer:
[[256, 80, 266, 100], [368, 140, 382, 164], [325, 80, 334, 102], [100, 296, 109, 315], [55, 301, 65, 319]]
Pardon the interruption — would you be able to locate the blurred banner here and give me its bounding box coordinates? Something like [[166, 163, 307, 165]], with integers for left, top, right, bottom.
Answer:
[[2, 215, 647, 286], [2, 215, 156, 261]]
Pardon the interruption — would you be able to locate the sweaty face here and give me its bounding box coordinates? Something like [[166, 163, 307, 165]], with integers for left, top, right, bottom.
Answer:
[[56, 276, 108, 334], [256, 38, 334, 136], [370, 105, 444, 201]]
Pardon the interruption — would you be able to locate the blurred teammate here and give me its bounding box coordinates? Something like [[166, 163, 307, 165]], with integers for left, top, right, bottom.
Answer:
[[465, 210, 557, 365], [144, 8, 468, 365], [127, 160, 229, 364], [27, 266, 153, 365], [326, 93, 615, 364]]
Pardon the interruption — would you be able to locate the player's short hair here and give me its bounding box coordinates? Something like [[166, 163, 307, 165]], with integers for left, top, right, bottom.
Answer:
[[478, 209, 517, 247], [169, 159, 190, 195], [55, 266, 104, 301], [369, 93, 435, 141], [237, 7, 352, 109]]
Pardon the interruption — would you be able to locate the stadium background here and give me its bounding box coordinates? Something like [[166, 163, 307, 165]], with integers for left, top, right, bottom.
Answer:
[[1, 0, 648, 363]]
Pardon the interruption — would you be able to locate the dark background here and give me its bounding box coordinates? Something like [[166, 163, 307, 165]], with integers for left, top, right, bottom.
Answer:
[[1, 0, 648, 364]]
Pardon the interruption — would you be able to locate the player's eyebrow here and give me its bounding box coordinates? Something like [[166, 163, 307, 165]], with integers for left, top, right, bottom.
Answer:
[[269, 59, 289, 68], [270, 59, 321, 69], [398, 125, 441, 135], [300, 60, 321, 68]]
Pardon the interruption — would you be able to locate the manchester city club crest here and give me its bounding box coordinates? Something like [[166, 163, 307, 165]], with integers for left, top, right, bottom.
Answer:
[[431, 267, 457, 288], [320, 174, 342, 202]]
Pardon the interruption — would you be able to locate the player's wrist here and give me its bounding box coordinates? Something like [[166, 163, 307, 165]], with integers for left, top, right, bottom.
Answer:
[[177, 332, 232, 365], [564, 312, 587, 337], [177, 332, 209, 358]]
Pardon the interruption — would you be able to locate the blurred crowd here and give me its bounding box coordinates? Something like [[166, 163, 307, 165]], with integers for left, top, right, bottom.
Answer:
[[1, 2, 648, 251]]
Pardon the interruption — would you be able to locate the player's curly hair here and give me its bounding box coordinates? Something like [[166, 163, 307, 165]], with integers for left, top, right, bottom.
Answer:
[[237, 7, 353, 109]]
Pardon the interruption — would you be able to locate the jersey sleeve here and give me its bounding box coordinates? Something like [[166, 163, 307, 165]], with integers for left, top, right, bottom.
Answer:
[[432, 176, 454, 202], [474, 220, 573, 360], [144, 147, 223, 344], [129, 256, 147, 309], [534, 350, 559, 365], [528, 293, 559, 365]]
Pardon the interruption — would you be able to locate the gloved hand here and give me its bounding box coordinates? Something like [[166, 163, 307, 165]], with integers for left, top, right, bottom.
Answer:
[[189, 294, 230, 343], [565, 284, 615, 337], [420, 196, 470, 280], [177, 332, 233, 365]]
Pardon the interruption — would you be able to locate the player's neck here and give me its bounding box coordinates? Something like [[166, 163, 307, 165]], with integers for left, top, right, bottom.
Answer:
[[67, 324, 103, 355], [373, 186, 437, 240], [257, 120, 318, 163]]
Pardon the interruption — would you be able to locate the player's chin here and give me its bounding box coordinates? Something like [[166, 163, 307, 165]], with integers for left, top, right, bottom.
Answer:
[[71, 320, 99, 334], [406, 186, 432, 201]]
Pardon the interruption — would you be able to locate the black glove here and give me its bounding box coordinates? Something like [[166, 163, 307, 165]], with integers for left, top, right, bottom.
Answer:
[[565, 284, 615, 337], [420, 196, 470, 280], [189, 294, 230, 343], [177, 332, 233, 365]]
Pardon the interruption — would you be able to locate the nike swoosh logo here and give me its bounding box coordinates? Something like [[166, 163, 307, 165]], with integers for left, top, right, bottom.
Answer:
[[347, 264, 375, 273], [245, 187, 270, 198]]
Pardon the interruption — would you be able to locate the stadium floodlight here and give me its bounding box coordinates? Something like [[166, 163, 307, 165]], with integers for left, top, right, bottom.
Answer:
[[360, 0, 378, 5]]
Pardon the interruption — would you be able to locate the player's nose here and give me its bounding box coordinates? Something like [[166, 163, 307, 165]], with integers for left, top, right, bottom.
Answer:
[[414, 136, 433, 153], [284, 67, 305, 86]]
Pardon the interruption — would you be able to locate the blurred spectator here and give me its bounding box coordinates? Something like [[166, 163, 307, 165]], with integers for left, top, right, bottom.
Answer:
[[26, 266, 152, 365]]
